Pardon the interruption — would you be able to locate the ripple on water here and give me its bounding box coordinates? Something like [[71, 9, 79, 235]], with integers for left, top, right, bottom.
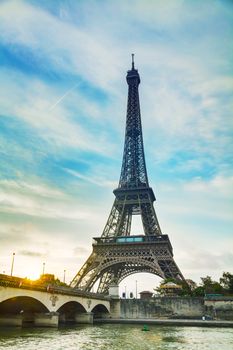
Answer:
[[0, 324, 232, 350]]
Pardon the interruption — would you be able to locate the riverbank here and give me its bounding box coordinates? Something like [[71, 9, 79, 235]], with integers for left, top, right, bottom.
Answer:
[[96, 318, 233, 328]]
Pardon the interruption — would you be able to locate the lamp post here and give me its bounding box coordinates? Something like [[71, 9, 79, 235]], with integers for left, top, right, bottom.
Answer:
[[42, 262, 45, 275], [124, 285, 127, 299], [63, 269, 66, 284], [135, 280, 138, 299], [10, 252, 15, 276]]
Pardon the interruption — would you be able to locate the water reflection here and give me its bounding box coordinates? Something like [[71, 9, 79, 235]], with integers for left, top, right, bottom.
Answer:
[[0, 324, 232, 350]]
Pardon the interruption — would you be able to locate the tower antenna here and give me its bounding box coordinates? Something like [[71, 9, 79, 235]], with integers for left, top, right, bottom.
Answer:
[[132, 53, 135, 69]]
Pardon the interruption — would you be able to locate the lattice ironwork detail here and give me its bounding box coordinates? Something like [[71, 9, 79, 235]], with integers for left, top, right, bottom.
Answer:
[[71, 57, 186, 293]]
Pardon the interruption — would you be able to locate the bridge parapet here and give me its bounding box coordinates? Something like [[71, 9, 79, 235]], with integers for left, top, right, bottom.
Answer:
[[0, 274, 110, 301]]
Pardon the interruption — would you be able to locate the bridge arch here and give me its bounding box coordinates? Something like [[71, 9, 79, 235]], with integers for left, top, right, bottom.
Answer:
[[0, 296, 49, 314], [0, 289, 54, 311], [0, 296, 50, 325], [91, 303, 110, 319], [56, 301, 87, 323]]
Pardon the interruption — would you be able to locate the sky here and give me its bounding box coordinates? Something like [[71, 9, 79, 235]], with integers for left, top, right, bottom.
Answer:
[[0, 0, 232, 296]]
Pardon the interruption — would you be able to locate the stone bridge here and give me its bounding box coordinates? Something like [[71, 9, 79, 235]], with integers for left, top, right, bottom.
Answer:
[[0, 279, 120, 327]]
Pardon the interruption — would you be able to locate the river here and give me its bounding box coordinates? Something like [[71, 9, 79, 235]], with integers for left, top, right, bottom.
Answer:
[[0, 324, 232, 350]]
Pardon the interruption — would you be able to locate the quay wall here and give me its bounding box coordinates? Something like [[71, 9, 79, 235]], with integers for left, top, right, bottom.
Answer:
[[120, 297, 233, 320], [120, 297, 204, 319], [205, 297, 233, 320]]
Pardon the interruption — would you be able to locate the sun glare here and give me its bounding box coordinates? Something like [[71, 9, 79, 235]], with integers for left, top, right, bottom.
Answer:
[[24, 265, 41, 281]]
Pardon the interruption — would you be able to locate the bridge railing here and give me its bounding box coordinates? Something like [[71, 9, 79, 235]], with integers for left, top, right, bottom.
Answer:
[[0, 275, 109, 300]]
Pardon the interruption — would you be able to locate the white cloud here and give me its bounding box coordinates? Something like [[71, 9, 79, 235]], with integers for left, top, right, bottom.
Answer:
[[0, 0, 232, 166], [0, 179, 63, 198], [0, 0, 120, 90], [0, 0, 232, 287], [0, 178, 95, 220], [183, 175, 233, 199], [157, 175, 233, 226], [0, 68, 117, 157], [64, 168, 117, 189]]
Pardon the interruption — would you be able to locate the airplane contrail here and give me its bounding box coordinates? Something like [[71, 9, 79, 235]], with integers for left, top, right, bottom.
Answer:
[[49, 83, 79, 111]]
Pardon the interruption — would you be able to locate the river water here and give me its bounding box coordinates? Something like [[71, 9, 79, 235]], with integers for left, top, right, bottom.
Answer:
[[0, 324, 232, 350]]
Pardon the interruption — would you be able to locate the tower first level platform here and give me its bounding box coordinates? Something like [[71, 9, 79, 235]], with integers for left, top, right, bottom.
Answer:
[[71, 235, 183, 294]]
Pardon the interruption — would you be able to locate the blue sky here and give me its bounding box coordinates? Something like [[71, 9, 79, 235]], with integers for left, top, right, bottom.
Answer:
[[0, 0, 232, 293]]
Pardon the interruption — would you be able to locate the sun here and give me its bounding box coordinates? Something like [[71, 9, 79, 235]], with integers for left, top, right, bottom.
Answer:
[[23, 264, 41, 281]]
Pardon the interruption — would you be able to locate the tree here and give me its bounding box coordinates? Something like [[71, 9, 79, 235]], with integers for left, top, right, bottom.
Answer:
[[186, 279, 197, 291], [220, 272, 233, 294], [200, 275, 223, 295], [34, 274, 68, 287], [192, 286, 205, 297]]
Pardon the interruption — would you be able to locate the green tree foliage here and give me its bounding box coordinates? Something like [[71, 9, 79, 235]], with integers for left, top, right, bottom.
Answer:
[[200, 275, 223, 295], [192, 273, 233, 296], [178, 280, 193, 296], [34, 274, 68, 287], [192, 286, 205, 297], [154, 272, 233, 297], [220, 272, 233, 294]]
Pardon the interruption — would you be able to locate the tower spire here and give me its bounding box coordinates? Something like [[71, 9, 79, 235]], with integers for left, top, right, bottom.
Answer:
[[131, 53, 135, 69]]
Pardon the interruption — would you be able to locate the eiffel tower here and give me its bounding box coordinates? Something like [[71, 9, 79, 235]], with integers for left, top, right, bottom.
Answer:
[[71, 55, 186, 294]]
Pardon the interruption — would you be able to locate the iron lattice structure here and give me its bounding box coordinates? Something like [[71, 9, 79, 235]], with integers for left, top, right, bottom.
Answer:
[[71, 56, 185, 293]]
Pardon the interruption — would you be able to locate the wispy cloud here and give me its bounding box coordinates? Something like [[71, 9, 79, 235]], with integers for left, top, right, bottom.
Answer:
[[0, 178, 96, 220], [73, 246, 90, 257], [0, 0, 232, 285], [19, 249, 47, 258], [64, 168, 117, 189], [0, 179, 63, 198], [0, 0, 120, 90], [48, 83, 80, 111]]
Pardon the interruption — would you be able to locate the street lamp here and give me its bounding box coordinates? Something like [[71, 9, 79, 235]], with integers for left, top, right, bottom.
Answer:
[[42, 262, 45, 275], [135, 280, 138, 299], [10, 252, 15, 276], [63, 269, 66, 283]]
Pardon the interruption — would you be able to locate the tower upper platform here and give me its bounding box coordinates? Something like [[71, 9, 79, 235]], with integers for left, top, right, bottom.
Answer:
[[126, 54, 141, 85]]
